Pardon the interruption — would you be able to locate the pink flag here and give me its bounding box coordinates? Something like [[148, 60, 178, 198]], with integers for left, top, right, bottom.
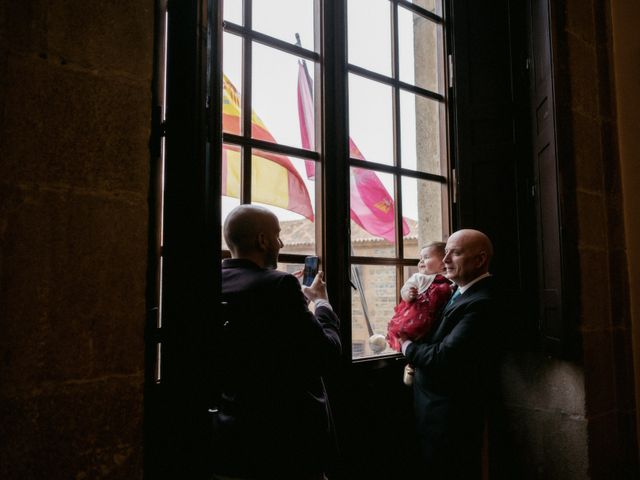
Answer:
[[297, 61, 410, 242]]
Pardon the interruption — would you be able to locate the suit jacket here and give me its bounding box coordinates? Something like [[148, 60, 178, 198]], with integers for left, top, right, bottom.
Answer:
[[211, 258, 341, 479], [404, 275, 497, 478]]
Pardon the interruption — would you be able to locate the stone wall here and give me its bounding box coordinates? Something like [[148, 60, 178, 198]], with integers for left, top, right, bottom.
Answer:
[[493, 1, 638, 478], [555, 0, 637, 476], [0, 1, 153, 478]]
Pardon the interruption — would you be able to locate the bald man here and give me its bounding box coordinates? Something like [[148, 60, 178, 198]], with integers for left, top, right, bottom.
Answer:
[[211, 205, 341, 480], [398, 229, 497, 479]]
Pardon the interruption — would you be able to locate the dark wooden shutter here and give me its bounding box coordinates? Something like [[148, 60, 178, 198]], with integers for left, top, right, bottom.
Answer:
[[450, 0, 538, 344], [528, 0, 565, 354]]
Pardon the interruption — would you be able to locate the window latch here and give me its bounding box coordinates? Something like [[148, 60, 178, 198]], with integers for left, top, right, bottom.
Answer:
[[448, 54, 454, 87]]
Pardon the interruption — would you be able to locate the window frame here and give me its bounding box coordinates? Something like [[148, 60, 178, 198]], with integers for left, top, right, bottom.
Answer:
[[345, 0, 453, 360], [216, 0, 455, 363]]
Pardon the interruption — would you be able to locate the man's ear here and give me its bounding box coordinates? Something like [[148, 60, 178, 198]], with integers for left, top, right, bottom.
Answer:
[[476, 250, 487, 268], [256, 232, 267, 251]]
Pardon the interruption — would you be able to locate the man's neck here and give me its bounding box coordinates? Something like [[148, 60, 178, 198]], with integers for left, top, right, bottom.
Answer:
[[231, 252, 266, 268], [458, 272, 491, 293]]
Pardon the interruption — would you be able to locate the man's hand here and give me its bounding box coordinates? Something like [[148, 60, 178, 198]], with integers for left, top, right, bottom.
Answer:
[[301, 271, 329, 303]]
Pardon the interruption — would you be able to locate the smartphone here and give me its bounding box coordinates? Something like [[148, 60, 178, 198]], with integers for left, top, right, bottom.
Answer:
[[302, 256, 319, 286]]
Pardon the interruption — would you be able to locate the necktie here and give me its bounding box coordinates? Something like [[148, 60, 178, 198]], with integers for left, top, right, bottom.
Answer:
[[446, 287, 461, 308]]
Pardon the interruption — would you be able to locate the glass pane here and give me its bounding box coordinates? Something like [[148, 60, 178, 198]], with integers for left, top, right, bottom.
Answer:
[[349, 168, 396, 257], [251, 149, 316, 255], [348, 74, 393, 166], [253, 43, 316, 150], [351, 264, 397, 358], [253, 0, 315, 50], [398, 7, 444, 94], [223, 33, 243, 135], [221, 143, 242, 250], [404, 0, 442, 15], [401, 177, 444, 258], [347, 0, 392, 76], [223, 0, 243, 25], [399, 90, 444, 174]]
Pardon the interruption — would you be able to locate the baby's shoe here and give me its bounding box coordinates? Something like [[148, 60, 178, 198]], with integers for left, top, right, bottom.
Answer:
[[403, 364, 415, 386]]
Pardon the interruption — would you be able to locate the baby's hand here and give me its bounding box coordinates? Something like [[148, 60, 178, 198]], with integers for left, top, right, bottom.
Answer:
[[407, 286, 418, 301]]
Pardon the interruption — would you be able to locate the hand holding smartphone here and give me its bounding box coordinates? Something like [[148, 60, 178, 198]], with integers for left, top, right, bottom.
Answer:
[[302, 256, 319, 286]]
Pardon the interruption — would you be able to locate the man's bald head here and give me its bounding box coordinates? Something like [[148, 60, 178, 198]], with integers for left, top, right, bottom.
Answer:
[[224, 205, 282, 267], [443, 229, 493, 285]]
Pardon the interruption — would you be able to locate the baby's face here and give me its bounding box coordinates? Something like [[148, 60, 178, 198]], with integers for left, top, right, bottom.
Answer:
[[418, 247, 445, 275]]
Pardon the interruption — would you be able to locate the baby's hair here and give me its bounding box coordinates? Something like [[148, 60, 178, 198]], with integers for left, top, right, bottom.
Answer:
[[421, 241, 446, 258]]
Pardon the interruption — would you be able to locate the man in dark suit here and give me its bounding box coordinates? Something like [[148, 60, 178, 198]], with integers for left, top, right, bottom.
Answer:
[[211, 205, 341, 480], [399, 229, 497, 479]]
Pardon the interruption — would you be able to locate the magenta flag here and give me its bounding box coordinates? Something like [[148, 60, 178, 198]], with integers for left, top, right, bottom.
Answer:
[[297, 61, 410, 242]]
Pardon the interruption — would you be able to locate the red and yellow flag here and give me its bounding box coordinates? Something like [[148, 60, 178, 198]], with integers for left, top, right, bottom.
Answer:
[[222, 75, 314, 220]]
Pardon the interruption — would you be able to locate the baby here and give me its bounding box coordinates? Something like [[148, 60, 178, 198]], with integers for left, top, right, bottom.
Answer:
[[386, 241, 452, 354]]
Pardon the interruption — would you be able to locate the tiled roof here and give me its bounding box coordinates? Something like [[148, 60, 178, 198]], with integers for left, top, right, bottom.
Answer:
[[280, 218, 419, 246]]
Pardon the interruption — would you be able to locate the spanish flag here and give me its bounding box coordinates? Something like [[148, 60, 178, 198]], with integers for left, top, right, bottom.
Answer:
[[222, 75, 314, 221]]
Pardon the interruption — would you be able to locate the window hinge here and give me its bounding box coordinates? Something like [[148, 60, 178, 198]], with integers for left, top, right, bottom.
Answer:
[[448, 54, 454, 88], [451, 167, 458, 204]]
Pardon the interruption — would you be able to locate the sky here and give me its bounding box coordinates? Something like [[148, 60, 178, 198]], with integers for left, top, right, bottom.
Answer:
[[221, 0, 443, 223]]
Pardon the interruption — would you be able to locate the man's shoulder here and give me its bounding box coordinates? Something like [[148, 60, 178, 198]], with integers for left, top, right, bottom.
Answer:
[[461, 276, 496, 304], [222, 259, 296, 289]]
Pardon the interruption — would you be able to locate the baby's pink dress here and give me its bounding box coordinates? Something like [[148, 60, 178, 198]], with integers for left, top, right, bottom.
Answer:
[[386, 274, 452, 351]]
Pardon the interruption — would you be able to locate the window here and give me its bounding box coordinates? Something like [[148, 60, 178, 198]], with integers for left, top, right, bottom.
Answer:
[[346, 0, 450, 358], [221, 0, 320, 261], [217, 0, 451, 361]]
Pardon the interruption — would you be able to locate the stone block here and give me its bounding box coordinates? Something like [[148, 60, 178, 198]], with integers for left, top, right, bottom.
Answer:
[[587, 411, 620, 479], [578, 248, 611, 330], [613, 328, 635, 411], [0, 185, 147, 388], [35, 377, 144, 480], [540, 411, 589, 479], [608, 249, 630, 327], [596, 41, 615, 121], [499, 351, 585, 415], [571, 112, 603, 192], [1, 54, 150, 194], [46, 0, 154, 80], [0, 395, 40, 479], [491, 405, 589, 480], [576, 191, 607, 248], [582, 330, 615, 416], [2, 0, 47, 55], [601, 120, 621, 195], [618, 411, 640, 478], [0, 185, 63, 390], [566, 32, 599, 118], [45, 191, 147, 378], [565, 0, 595, 45]]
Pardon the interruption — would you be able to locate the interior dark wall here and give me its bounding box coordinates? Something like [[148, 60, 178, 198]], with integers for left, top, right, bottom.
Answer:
[[452, 0, 638, 478], [0, 1, 153, 478]]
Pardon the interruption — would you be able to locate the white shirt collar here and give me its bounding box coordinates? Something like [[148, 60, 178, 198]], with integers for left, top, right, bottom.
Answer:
[[458, 272, 491, 294]]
